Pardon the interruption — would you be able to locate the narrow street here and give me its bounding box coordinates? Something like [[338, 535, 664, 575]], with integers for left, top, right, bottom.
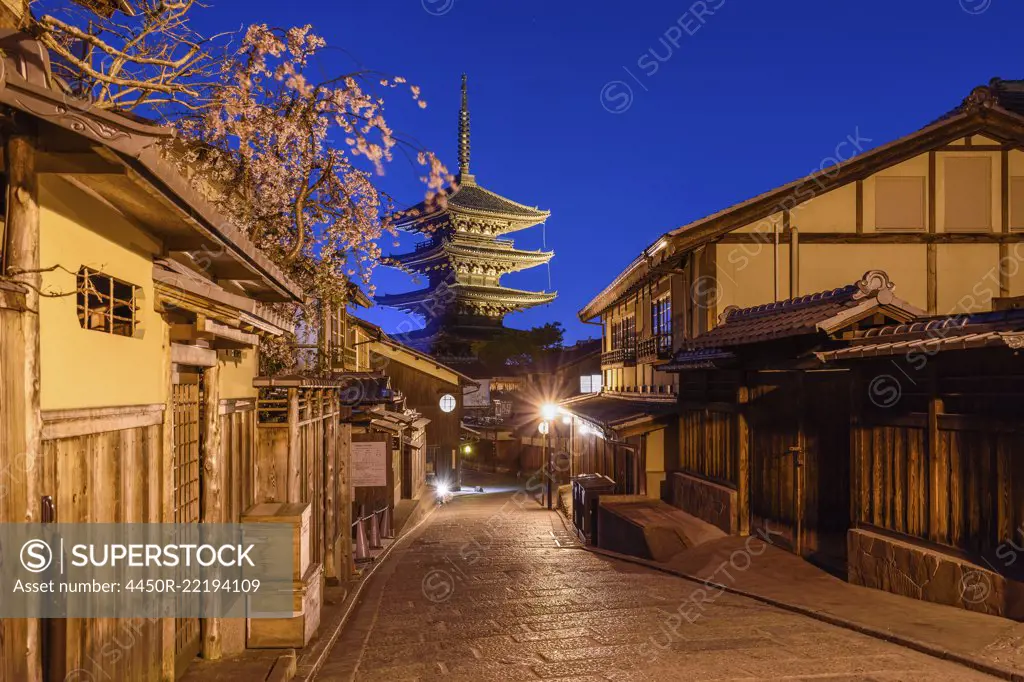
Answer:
[[317, 480, 994, 681]]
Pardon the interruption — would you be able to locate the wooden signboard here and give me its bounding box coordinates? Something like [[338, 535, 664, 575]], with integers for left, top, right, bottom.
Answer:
[[352, 433, 392, 513], [352, 441, 388, 487]]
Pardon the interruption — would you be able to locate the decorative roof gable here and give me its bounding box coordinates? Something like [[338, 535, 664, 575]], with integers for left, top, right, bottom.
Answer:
[[665, 271, 923, 371]]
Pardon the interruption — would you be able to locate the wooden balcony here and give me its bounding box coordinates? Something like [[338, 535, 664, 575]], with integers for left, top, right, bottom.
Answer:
[[601, 345, 637, 368], [638, 334, 673, 362]]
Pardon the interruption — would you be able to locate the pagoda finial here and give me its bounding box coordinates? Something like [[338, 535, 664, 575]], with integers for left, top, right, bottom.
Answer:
[[458, 74, 472, 181]]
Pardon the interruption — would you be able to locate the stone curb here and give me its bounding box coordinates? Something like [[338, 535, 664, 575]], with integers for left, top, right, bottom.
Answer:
[[294, 493, 438, 682], [552, 510, 1022, 682], [267, 650, 297, 682]]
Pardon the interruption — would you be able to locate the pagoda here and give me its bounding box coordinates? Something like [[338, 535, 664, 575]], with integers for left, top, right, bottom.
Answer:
[[378, 75, 555, 359]]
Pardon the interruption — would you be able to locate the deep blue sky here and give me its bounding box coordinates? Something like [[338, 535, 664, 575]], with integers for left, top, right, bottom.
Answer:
[[195, 0, 1020, 342]]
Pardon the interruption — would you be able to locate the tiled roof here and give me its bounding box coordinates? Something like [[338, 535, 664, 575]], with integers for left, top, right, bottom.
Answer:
[[665, 271, 923, 371], [448, 183, 549, 218], [942, 78, 1024, 120], [559, 393, 677, 431], [397, 178, 550, 226], [818, 308, 1024, 361]]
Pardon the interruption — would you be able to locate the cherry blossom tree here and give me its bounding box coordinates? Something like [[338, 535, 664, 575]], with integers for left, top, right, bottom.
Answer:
[[29, 0, 227, 113], [31, 2, 452, 371], [175, 23, 450, 310]]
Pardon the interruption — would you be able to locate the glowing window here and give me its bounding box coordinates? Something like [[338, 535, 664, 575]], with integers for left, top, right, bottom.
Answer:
[[439, 394, 457, 413]]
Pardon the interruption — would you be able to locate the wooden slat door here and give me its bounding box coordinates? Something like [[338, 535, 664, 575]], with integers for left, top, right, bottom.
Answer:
[[749, 377, 800, 550], [172, 375, 202, 678]]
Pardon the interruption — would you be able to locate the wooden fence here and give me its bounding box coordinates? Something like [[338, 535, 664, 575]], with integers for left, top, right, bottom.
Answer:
[[256, 388, 351, 583]]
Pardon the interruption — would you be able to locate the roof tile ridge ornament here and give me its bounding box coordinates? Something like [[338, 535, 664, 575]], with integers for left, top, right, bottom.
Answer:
[[854, 269, 895, 304], [718, 305, 740, 325], [962, 82, 1000, 113], [457, 73, 474, 184]]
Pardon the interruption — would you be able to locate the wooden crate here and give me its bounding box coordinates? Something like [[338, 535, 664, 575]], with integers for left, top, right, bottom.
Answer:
[[247, 563, 323, 649], [241, 502, 311, 581]]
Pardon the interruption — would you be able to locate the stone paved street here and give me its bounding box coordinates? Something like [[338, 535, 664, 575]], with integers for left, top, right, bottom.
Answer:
[[317, 486, 995, 681]]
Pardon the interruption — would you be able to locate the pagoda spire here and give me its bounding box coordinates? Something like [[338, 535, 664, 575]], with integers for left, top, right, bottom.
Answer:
[[458, 74, 473, 181]]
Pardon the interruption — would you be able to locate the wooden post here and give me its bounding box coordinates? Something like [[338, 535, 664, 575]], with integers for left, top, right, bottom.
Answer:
[[927, 379, 945, 544], [793, 372, 806, 556], [849, 368, 862, 528], [789, 224, 799, 298], [160, 326, 175, 681], [287, 388, 300, 502], [736, 383, 750, 536], [200, 363, 222, 660], [926, 243, 938, 315], [1, 119, 43, 682], [338, 419, 353, 581], [324, 392, 340, 583]]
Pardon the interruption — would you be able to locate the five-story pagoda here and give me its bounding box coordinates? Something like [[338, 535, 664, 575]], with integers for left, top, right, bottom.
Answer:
[[378, 76, 555, 359]]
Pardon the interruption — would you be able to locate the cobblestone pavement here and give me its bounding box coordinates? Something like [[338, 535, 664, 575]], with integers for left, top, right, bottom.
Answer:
[[316, 488, 995, 681]]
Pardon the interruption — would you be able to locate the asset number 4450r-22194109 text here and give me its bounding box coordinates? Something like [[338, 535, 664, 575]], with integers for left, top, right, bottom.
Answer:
[[124, 579, 261, 593]]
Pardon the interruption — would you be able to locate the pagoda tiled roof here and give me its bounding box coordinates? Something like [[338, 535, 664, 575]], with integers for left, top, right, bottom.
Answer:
[[376, 283, 556, 308], [396, 177, 550, 226], [390, 237, 553, 269]]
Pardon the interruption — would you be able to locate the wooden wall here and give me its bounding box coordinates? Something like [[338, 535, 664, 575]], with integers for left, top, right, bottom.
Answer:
[[678, 408, 737, 486], [376, 358, 461, 482], [216, 401, 257, 524], [852, 354, 1024, 568], [254, 389, 351, 583], [37, 407, 166, 682]]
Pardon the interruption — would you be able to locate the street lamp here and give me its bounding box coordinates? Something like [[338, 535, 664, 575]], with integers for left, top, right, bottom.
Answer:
[[539, 402, 558, 510]]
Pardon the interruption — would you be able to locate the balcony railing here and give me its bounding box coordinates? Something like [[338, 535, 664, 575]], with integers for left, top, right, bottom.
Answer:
[[638, 333, 673, 362], [601, 344, 637, 367]]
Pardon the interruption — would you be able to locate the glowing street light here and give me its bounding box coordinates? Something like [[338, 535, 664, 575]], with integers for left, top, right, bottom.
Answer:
[[540, 403, 558, 422]]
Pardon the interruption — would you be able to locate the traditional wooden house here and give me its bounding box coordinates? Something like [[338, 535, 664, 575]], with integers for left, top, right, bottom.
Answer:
[[350, 316, 476, 488], [0, 36, 308, 681], [574, 78, 1024, 504], [663, 272, 922, 568], [817, 308, 1024, 619]]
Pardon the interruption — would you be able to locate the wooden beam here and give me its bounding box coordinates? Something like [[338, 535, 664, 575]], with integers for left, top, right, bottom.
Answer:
[[736, 383, 750, 536], [34, 151, 124, 175], [339, 419, 353, 580], [160, 321, 175, 680], [203, 319, 259, 349], [789, 223, 799, 298], [927, 243, 937, 315], [928, 151, 937, 234], [855, 180, 864, 234], [1, 112, 43, 682], [201, 363, 223, 660], [716, 231, 1024, 244], [1002, 149, 1011, 234], [41, 404, 164, 440], [287, 389, 300, 501], [1000, 243, 1010, 298], [171, 343, 217, 368], [927, 387, 945, 545]]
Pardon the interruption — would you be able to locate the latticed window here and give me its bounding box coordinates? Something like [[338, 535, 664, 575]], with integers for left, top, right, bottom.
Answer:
[[76, 267, 139, 337], [652, 295, 671, 336], [611, 316, 635, 350]]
